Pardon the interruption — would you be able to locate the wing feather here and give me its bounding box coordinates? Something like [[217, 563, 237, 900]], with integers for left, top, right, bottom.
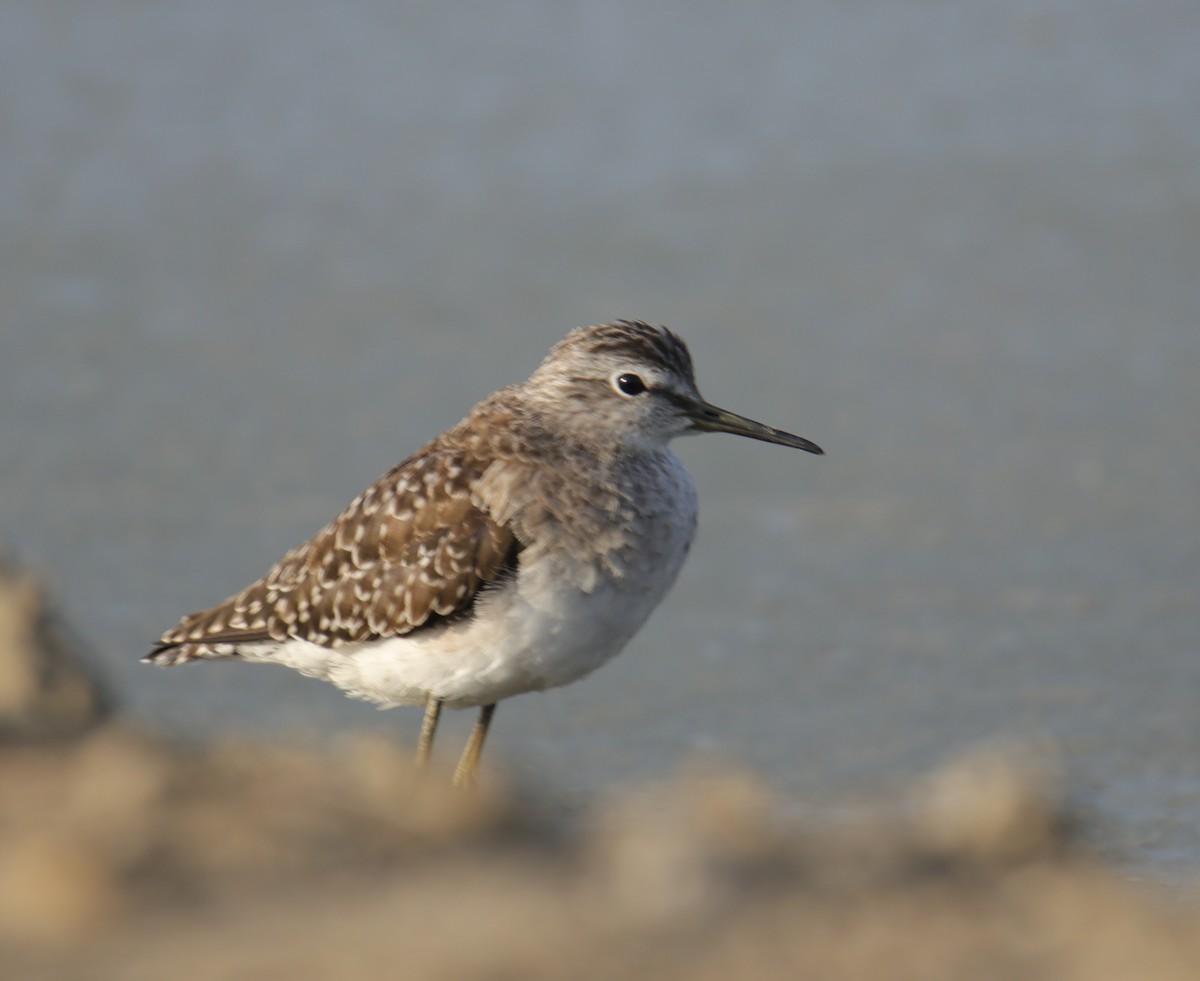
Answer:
[[145, 448, 519, 663]]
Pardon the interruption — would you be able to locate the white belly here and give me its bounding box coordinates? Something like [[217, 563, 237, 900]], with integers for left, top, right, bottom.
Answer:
[[241, 456, 698, 710]]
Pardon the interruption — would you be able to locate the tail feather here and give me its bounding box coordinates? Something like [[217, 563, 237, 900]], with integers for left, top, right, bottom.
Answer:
[[142, 643, 200, 666], [142, 640, 243, 666]]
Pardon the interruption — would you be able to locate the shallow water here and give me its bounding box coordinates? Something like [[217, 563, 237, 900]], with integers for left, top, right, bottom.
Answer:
[[2, 1, 1198, 881]]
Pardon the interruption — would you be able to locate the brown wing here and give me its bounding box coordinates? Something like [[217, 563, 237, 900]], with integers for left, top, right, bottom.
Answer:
[[145, 448, 519, 663]]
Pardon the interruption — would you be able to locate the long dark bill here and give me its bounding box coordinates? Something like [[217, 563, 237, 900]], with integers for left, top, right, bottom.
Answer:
[[689, 401, 824, 455]]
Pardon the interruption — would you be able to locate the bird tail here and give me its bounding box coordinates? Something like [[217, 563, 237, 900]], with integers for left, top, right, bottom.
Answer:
[[142, 642, 201, 666], [142, 640, 243, 666]]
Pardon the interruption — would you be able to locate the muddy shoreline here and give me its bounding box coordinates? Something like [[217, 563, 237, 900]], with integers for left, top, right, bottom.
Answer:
[[2, 563, 1198, 979]]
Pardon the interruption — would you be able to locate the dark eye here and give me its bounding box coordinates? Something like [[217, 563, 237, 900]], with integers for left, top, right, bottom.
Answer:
[[614, 373, 647, 396]]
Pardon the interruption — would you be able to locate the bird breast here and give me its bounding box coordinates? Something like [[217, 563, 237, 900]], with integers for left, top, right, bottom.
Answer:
[[325, 449, 698, 709]]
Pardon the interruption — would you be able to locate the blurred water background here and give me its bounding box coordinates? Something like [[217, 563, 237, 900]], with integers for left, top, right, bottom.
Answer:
[[2, 2, 1197, 881]]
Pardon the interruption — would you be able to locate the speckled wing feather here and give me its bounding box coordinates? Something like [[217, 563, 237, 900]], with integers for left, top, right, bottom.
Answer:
[[145, 447, 519, 665]]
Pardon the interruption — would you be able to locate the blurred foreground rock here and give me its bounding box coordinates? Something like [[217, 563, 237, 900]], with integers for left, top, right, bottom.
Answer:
[[1, 562, 1198, 980], [0, 556, 106, 741]]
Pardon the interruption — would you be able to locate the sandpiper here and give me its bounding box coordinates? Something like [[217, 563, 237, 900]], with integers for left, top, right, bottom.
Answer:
[[146, 321, 822, 784]]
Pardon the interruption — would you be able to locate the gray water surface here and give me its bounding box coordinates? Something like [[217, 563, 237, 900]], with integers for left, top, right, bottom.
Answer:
[[3, 2, 1198, 882]]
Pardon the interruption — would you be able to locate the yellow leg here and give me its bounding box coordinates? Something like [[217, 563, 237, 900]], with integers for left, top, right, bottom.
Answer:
[[415, 694, 443, 769], [452, 703, 496, 788]]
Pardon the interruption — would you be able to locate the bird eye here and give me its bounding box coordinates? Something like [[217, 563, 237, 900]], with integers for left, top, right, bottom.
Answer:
[[614, 373, 647, 396]]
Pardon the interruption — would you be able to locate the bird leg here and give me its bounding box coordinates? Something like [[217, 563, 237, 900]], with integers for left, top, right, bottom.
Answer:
[[452, 703, 496, 788], [415, 694, 443, 769]]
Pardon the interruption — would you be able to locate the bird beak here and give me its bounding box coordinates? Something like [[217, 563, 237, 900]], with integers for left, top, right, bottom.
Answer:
[[688, 400, 824, 455]]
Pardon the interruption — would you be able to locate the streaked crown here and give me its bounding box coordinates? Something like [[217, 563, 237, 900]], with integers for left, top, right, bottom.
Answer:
[[538, 320, 696, 386]]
